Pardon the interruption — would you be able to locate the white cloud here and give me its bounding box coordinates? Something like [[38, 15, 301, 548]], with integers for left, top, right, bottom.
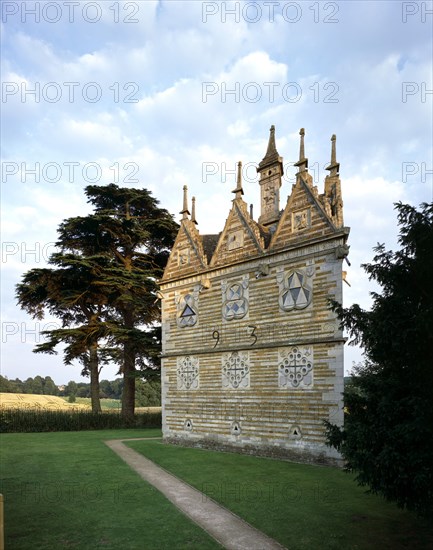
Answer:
[[1, 0, 431, 382], [227, 120, 250, 137]]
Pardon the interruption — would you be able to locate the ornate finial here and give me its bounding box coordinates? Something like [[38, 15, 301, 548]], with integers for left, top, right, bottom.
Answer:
[[294, 127, 308, 172], [330, 134, 336, 164], [257, 125, 284, 174], [326, 134, 340, 176], [265, 125, 276, 156], [180, 185, 190, 220], [232, 161, 244, 199], [299, 127, 305, 159], [191, 196, 197, 225]]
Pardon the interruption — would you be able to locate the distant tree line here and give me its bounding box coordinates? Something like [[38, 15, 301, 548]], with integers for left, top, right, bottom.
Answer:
[[0, 375, 161, 406], [0, 375, 59, 396]]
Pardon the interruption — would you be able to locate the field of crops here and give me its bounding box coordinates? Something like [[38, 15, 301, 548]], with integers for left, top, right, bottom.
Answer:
[[0, 392, 89, 411], [58, 396, 161, 413], [0, 393, 162, 432]]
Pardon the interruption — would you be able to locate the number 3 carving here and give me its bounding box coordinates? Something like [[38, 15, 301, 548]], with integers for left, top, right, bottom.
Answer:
[[247, 325, 257, 346]]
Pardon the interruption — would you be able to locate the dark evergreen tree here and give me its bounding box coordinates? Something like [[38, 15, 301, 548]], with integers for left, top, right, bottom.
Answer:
[[54, 184, 178, 419], [325, 202, 433, 517], [16, 184, 177, 417], [16, 254, 112, 412], [135, 379, 161, 407]]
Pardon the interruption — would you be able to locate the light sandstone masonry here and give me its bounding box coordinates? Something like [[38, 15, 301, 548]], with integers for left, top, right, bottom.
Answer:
[[160, 127, 350, 466]]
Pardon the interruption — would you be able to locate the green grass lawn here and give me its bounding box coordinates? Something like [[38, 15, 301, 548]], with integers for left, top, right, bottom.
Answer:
[[2, 431, 432, 550], [126, 439, 433, 550], [0, 430, 221, 550]]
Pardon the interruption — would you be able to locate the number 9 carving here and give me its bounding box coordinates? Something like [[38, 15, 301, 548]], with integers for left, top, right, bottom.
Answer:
[[212, 330, 220, 348]]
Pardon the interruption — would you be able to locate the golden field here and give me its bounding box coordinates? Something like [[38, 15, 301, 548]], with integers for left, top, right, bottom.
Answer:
[[0, 393, 90, 411], [0, 393, 162, 414], [135, 407, 161, 413]]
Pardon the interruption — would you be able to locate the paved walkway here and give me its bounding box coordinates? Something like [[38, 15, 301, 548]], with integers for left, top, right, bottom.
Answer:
[[105, 438, 286, 550]]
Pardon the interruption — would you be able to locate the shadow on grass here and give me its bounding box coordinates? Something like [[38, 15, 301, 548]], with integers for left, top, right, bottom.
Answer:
[[125, 439, 433, 550]]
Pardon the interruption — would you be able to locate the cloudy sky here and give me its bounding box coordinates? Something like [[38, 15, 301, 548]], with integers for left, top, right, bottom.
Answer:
[[1, 0, 432, 385]]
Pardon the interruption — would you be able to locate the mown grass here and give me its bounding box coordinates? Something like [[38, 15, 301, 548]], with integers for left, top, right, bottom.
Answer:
[[0, 430, 221, 550], [126, 439, 433, 550]]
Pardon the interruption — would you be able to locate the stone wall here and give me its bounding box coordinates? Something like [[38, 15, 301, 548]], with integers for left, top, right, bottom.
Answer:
[[161, 238, 347, 465], [160, 127, 349, 466]]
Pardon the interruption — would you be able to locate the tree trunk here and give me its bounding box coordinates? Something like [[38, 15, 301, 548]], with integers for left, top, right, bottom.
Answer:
[[89, 343, 102, 413], [121, 310, 136, 421]]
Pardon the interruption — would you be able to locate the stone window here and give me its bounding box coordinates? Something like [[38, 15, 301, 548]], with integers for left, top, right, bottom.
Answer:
[[289, 425, 302, 439], [278, 346, 313, 388], [176, 292, 198, 328], [184, 418, 193, 431], [231, 421, 242, 436], [222, 276, 249, 321], [277, 266, 313, 312], [177, 355, 199, 390], [222, 351, 250, 389]]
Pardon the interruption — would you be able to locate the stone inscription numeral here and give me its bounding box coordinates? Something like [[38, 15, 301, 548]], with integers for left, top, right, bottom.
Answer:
[[212, 330, 220, 348], [247, 325, 258, 346]]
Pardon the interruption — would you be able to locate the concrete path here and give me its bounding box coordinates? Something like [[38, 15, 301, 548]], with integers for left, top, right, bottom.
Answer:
[[105, 438, 286, 550]]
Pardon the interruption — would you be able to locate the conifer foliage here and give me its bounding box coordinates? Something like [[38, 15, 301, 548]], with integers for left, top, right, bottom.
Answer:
[[326, 202, 433, 517], [16, 184, 178, 418]]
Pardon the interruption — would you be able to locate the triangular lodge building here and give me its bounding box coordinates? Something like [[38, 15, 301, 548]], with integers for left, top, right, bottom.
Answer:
[[160, 126, 350, 465]]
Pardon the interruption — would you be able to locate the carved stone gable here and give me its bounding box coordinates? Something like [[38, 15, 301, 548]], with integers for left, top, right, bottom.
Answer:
[[210, 200, 264, 267], [269, 175, 338, 251], [162, 220, 207, 280]]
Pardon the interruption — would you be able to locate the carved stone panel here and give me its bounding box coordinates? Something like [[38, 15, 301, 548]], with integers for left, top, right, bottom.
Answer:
[[222, 275, 249, 321], [227, 229, 244, 250], [177, 356, 199, 390], [176, 288, 199, 328], [277, 265, 314, 312], [177, 247, 190, 266], [292, 208, 311, 231], [222, 351, 250, 389], [278, 346, 313, 388], [263, 183, 277, 213]]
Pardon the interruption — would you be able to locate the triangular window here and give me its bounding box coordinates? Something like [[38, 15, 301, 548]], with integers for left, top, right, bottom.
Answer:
[[181, 305, 196, 317]]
